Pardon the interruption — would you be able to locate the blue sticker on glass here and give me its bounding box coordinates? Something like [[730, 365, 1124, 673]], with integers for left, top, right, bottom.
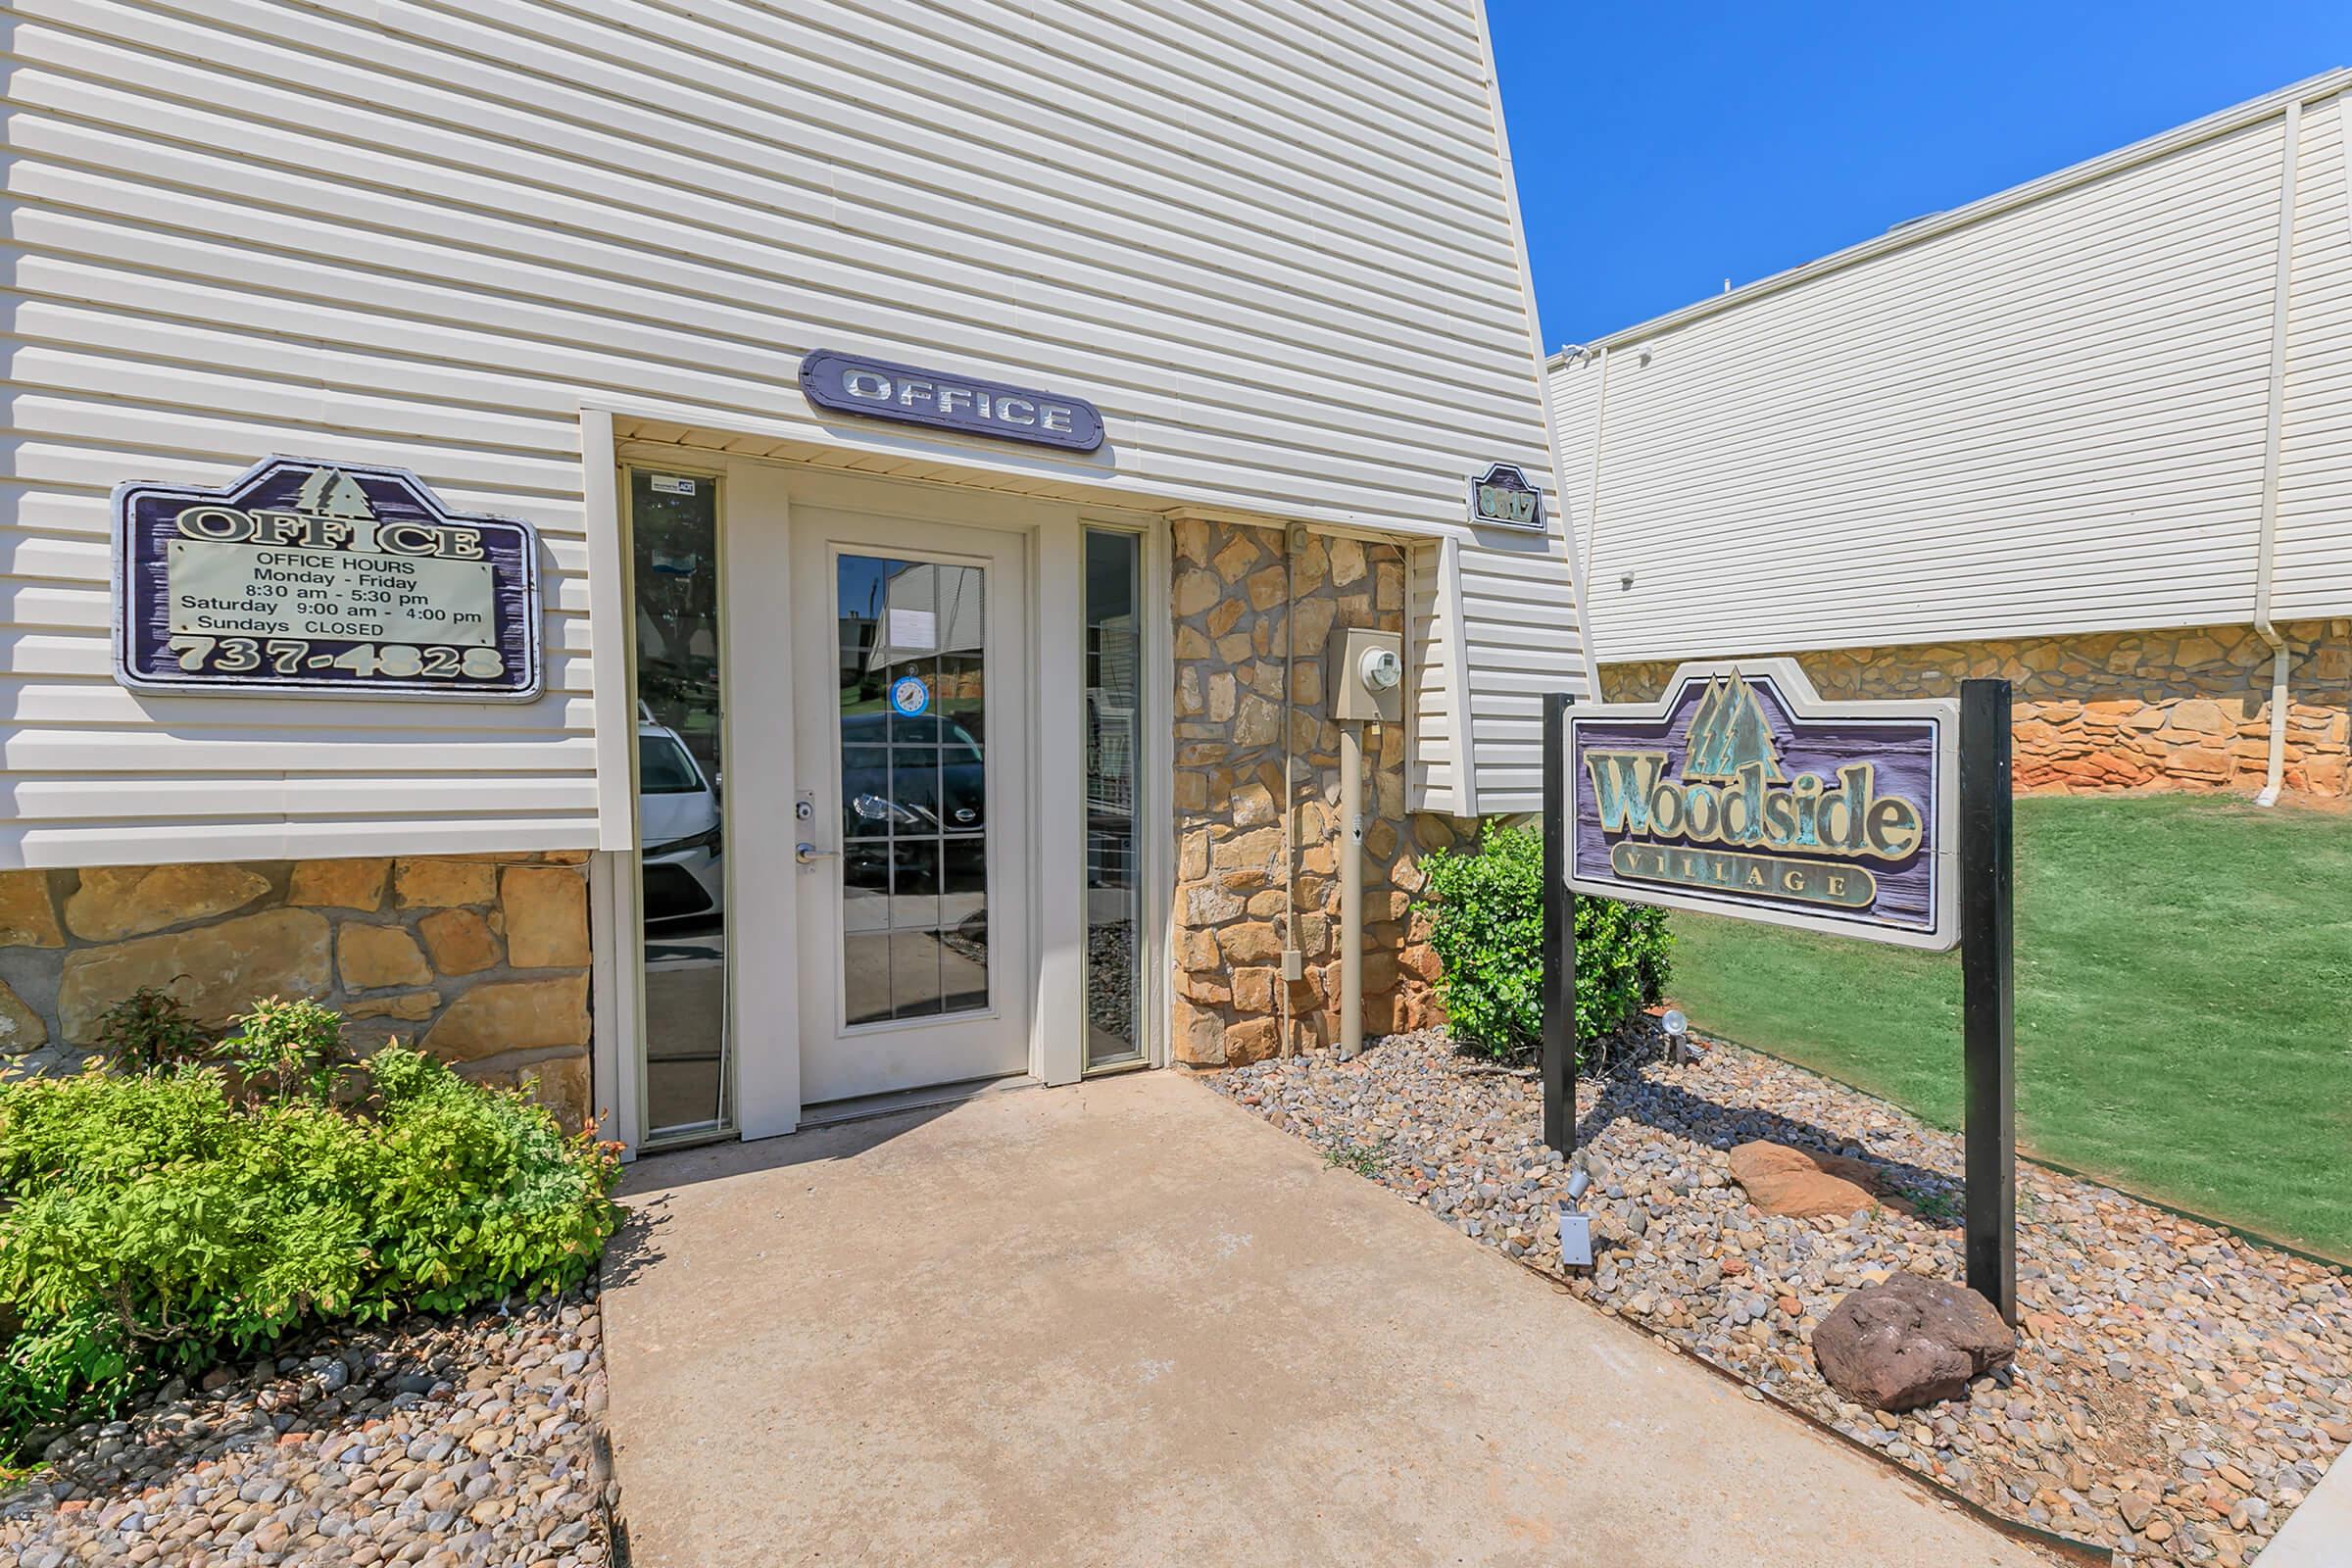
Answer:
[[889, 675, 931, 717]]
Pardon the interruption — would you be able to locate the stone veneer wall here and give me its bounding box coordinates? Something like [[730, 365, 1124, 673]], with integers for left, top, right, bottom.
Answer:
[[0, 853, 595, 1129], [1169, 518, 1474, 1067], [1600, 619, 2350, 798]]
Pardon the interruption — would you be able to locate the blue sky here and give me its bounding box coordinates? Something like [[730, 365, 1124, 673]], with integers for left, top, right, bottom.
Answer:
[[1490, 1, 2352, 350]]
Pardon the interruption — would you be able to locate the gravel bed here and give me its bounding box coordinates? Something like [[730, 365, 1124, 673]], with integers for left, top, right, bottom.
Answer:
[[0, 1287, 612, 1567], [1211, 1028, 2352, 1565]]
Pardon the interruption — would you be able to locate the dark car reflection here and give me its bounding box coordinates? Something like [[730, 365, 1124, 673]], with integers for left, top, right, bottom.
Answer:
[[839, 712, 988, 974], [839, 712, 985, 834]]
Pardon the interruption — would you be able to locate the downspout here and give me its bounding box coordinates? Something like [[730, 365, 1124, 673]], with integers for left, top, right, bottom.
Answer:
[[1580, 345, 1612, 600], [2251, 98, 2301, 807]]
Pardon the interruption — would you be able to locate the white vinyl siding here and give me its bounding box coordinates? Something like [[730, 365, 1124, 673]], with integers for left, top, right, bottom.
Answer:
[[2, 0, 1581, 863], [2277, 90, 2352, 620], [1551, 76, 2352, 667]]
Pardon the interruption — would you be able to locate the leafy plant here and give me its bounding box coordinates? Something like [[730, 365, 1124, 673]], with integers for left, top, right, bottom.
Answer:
[[1320, 1135, 1391, 1179], [213, 995, 351, 1106], [0, 1042, 620, 1452], [1416, 820, 1672, 1060], [87, 984, 209, 1073]]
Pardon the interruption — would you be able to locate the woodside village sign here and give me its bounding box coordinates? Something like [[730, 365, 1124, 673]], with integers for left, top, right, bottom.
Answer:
[[1567, 662, 1958, 949], [1541, 661, 2021, 1319]]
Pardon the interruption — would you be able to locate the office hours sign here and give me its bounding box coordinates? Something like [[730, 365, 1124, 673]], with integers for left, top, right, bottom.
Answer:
[[1563, 661, 1958, 949], [113, 457, 543, 701]]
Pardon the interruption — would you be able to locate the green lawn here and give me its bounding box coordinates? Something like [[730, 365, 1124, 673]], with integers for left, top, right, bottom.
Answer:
[[1660, 795, 2352, 1259]]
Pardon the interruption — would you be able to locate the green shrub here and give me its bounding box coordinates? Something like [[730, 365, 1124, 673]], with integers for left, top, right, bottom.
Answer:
[[215, 995, 352, 1106], [88, 984, 210, 1073], [1416, 820, 1672, 1059], [0, 1046, 619, 1451]]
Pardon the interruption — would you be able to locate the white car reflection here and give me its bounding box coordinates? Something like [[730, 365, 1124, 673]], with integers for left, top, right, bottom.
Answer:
[[640, 719, 722, 924]]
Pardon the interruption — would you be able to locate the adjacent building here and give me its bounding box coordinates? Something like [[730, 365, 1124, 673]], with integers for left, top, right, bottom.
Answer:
[[1550, 73, 2352, 800], [1, 1, 1589, 1151]]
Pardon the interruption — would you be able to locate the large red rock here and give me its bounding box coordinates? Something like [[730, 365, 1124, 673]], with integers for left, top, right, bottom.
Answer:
[[1726, 1140, 1886, 1218], [1812, 1274, 2016, 1411]]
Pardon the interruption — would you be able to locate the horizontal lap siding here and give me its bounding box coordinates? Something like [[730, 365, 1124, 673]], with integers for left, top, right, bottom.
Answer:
[[2277, 93, 2352, 620], [1553, 99, 2352, 666], [4, 0, 1577, 861]]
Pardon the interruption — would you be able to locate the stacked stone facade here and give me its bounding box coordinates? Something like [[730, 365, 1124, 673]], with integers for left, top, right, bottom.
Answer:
[[1168, 517, 1472, 1067], [0, 853, 595, 1129], [1601, 619, 2350, 799]]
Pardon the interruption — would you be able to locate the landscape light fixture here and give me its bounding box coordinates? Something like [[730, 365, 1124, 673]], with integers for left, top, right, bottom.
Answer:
[[1557, 1169, 1594, 1268], [1660, 1007, 1695, 1066]]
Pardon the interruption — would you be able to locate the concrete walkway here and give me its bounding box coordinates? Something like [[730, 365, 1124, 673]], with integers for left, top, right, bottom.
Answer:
[[603, 1070, 2049, 1568]]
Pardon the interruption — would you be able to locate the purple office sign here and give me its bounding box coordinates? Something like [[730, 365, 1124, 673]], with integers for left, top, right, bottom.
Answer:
[[1565, 661, 1958, 949], [113, 457, 543, 701], [799, 349, 1104, 452]]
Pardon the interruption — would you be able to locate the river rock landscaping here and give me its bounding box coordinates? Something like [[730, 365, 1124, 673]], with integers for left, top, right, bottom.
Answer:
[[1211, 1027, 2352, 1565], [0, 1287, 612, 1567]]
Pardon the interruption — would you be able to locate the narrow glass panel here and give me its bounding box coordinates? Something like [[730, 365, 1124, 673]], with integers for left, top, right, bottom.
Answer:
[[889, 930, 945, 1018], [842, 844, 890, 934], [890, 841, 942, 931], [942, 907, 989, 1013], [889, 748, 941, 824], [844, 932, 892, 1027], [836, 553, 990, 1026], [632, 470, 729, 1139], [1083, 530, 1144, 1068]]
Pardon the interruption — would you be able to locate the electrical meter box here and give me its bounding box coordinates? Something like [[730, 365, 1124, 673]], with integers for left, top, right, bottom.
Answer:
[[1328, 627, 1404, 722]]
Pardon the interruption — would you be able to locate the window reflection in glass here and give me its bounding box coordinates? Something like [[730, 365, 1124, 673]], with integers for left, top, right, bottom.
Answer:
[[836, 554, 990, 1026], [1083, 530, 1143, 1068], [631, 471, 728, 1140]]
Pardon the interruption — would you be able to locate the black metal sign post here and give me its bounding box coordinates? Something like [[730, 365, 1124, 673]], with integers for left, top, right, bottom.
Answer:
[[1541, 691, 1576, 1151], [1959, 679, 2018, 1324], [1539, 668, 2017, 1323]]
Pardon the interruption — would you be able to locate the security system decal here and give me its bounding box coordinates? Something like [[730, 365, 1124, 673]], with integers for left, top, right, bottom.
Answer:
[[889, 674, 932, 717]]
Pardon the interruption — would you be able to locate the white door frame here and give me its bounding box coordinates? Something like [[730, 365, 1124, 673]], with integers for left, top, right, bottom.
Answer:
[[788, 509, 1034, 1104], [596, 448, 1167, 1147]]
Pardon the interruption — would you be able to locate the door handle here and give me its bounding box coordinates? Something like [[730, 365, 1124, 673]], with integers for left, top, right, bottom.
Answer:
[[796, 842, 836, 864]]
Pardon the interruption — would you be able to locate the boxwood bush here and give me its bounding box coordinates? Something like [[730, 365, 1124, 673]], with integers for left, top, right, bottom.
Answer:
[[0, 1040, 620, 1452], [1417, 819, 1671, 1059]]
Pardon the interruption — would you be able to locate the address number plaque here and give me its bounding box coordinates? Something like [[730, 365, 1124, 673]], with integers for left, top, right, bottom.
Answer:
[[113, 457, 543, 701]]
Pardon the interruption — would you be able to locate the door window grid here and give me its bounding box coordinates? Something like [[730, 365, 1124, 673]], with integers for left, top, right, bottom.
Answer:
[[836, 553, 991, 1027]]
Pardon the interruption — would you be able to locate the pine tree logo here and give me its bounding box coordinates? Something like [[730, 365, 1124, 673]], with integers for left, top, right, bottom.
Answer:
[[295, 466, 375, 520], [1681, 673, 1786, 783]]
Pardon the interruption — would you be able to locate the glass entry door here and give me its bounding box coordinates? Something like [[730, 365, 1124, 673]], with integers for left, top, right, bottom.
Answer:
[[791, 510, 1032, 1104]]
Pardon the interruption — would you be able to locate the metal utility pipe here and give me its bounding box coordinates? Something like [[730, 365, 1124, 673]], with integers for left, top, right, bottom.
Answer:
[[1280, 526, 1298, 1055], [1338, 720, 1364, 1060], [2252, 98, 2302, 808]]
